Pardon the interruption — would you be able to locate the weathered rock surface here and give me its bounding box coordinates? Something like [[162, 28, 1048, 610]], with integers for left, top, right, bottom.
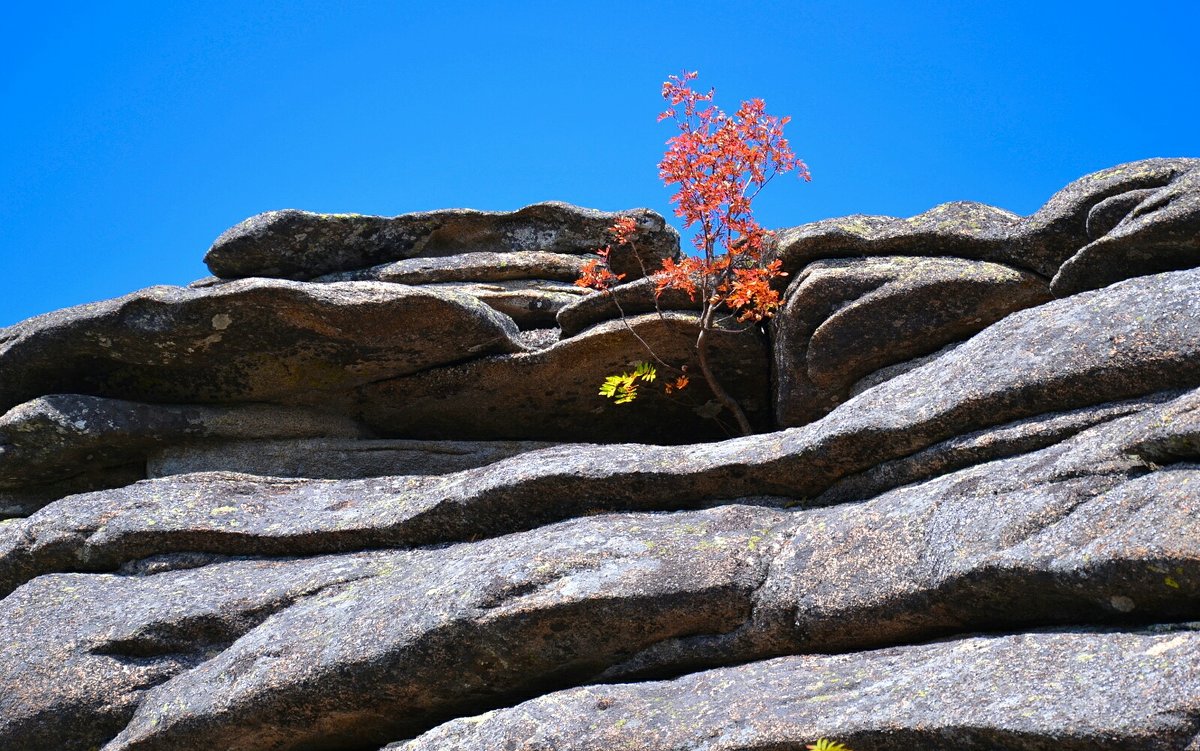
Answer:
[[315, 253, 597, 328], [392, 627, 1200, 751], [422, 279, 589, 328], [812, 392, 1172, 506], [4, 388, 1197, 749], [3, 163, 1199, 751], [205, 202, 679, 281], [1052, 163, 1200, 296], [555, 276, 702, 338], [354, 311, 772, 443], [0, 395, 365, 512], [68, 505, 787, 751], [0, 552, 393, 751], [774, 157, 1200, 280], [313, 249, 594, 285], [0, 278, 523, 413], [1, 465, 145, 519], [772, 255, 1051, 426], [4, 269, 1197, 596], [147, 437, 555, 481]]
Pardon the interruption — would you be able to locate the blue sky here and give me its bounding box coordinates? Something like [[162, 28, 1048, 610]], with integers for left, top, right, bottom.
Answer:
[[2, 1, 1196, 327]]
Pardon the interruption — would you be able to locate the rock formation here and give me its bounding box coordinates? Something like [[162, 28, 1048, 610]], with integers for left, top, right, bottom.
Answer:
[[1, 161, 1198, 750]]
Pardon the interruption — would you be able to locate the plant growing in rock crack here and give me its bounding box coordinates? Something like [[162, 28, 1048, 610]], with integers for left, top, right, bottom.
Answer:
[[807, 740, 853, 751], [578, 70, 809, 435]]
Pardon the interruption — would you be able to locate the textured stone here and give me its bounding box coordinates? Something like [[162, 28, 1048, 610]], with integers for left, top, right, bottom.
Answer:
[[756, 388, 1200, 653], [4, 267, 1197, 596], [391, 627, 1200, 751], [0, 552, 392, 751], [2, 393, 1198, 749], [423, 279, 589, 328], [204, 202, 679, 281], [5, 164, 1200, 751], [147, 437, 556, 480], [813, 392, 1174, 506], [1052, 163, 1200, 296], [772, 255, 1051, 427], [774, 157, 1200, 279], [98, 505, 789, 751], [773, 201, 1024, 273], [354, 312, 772, 443], [0, 465, 145, 519], [0, 278, 523, 413], [313, 249, 593, 284], [0, 395, 364, 510], [555, 276, 702, 338]]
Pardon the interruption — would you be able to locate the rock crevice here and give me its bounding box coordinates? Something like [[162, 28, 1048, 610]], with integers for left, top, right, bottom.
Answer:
[[1, 159, 1198, 750]]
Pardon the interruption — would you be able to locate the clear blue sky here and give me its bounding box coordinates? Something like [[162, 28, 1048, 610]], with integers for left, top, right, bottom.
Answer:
[[2, 1, 1196, 327]]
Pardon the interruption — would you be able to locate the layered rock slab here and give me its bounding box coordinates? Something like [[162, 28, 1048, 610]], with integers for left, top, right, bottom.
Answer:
[[0, 552, 395, 751], [555, 276, 702, 338], [0, 395, 366, 515], [93, 505, 790, 751], [391, 627, 1200, 751], [313, 249, 594, 285], [205, 202, 679, 281], [1052, 163, 1200, 296], [772, 255, 1051, 427], [3, 392, 1197, 750], [147, 437, 556, 481], [354, 312, 772, 443], [0, 278, 523, 413], [773, 157, 1200, 280], [4, 265, 1198, 596]]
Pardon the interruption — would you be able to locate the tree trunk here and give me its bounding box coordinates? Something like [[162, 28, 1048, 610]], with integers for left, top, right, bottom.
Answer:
[[695, 304, 753, 436]]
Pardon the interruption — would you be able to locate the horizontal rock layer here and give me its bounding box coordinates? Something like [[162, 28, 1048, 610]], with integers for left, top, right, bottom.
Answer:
[[2, 161, 1199, 751], [204, 201, 679, 281], [392, 627, 1200, 751], [0, 278, 524, 414]]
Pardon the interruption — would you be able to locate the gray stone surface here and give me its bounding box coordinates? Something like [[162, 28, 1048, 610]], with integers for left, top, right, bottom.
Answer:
[[4, 264, 1198, 595], [0, 395, 365, 512], [391, 627, 1200, 751], [354, 311, 772, 443], [773, 255, 1051, 427], [424, 279, 589, 328], [204, 202, 679, 281], [0, 465, 145, 519], [1052, 163, 1200, 296], [0, 552, 394, 751], [774, 157, 1200, 279], [8, 391, 1195, 748], [813, 393, 1175, 506], [0, 278, 524, 413], [147, 437, 556, 480], [3, 163, 1200, 751], [97, 505, 789, 751], [313, 249, 593, 284], [756, 388, 1200, 653], [555, 276, 702, 338]]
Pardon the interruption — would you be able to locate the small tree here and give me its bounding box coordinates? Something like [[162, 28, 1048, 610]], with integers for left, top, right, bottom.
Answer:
[[579, 71, 809, 435]]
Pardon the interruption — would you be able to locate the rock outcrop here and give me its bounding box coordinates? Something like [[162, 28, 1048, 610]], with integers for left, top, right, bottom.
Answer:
[[1, 159, 1198, 751]]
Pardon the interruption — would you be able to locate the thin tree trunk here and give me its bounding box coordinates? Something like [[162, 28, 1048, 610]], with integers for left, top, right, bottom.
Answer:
[[695, 303, 753, 436]]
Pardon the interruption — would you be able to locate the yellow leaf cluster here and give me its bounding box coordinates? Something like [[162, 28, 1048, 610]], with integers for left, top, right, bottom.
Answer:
[[598, 362, 657, 404]]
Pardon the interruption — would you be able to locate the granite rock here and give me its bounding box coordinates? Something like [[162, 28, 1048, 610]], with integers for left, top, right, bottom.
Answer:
[[772, 255, 1051, 427], [392, 627, 1200, 751], [0, 278, 524, 413], [0, 395, 364, 512], [354, 311, 772, 443], [147, 437, 556, 481], [204, 202, 679, 281]]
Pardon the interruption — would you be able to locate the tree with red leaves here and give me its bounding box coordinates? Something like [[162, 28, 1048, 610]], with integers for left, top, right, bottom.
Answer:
[[580, 71, 809, 435]]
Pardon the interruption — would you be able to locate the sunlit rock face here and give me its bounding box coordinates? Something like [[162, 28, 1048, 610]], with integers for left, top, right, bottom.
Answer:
[[1, 159, 1198, 751]]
